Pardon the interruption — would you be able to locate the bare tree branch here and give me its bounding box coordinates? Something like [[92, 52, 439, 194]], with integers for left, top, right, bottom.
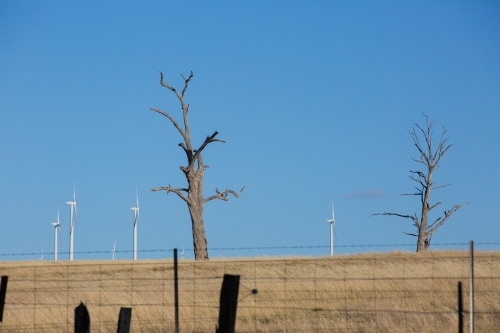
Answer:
[[432, 183, 451, 190], [180, 71, 194, 98], [426, 203, 470, 237], [150, 108, 186, 140], [178, 142, 194, 162], [428, 201, 441, 211], [151, 185, 191, 204], [427, 216, 442, 231], [410, 157, 427, 165], [159, 71, 182, 101], [371, 212, 419, 226], [190, 131, 226, 168], [204, 186, 246, 203], [403, 231, 418, 237], [409, 175, 426, 188]]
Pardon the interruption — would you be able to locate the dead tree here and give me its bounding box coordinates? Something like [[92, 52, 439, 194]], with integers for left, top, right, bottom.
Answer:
[[150, 71, 244, 260], [372, 114, 468, 252]]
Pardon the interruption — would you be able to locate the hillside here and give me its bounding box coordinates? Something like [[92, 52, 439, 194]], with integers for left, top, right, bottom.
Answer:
[[0, 250, 499, 332]]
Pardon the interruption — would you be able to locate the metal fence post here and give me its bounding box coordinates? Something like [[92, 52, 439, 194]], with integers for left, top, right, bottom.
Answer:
[[174, 248, 179, 333], [469, 241, 474, 333]]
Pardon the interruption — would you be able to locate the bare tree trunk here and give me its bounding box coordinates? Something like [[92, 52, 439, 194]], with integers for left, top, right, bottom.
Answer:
[[372, 113, 468, 252], [188, 169, 208, 260], [150, 71, 244, 260], [417, 166, 432, 251]]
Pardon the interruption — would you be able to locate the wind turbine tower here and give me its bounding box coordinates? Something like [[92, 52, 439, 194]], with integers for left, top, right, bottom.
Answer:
[[51, 209, 61, 261], [326, 202, 336, 256], [111, 240, 116, 260], [66, 188, 77, 261], [130, 191, 140, 260]]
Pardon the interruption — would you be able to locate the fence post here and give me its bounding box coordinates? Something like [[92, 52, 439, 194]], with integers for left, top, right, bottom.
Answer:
[[469, 241, 474, 333], [458, 282, 463, 333], [116, 307, 132, 333], [0, 276, 8, 322], [216, 274, 240, 333], [174, 248, 179, 333], [75, 302, 90, 333]]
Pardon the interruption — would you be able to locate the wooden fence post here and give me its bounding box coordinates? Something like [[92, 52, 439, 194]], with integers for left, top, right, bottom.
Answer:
[[116, 307, 132, 333], [216, 274, 240, 333], [75, 302, 90, 333], [0, 276, 8, 322], [458, 281, 463, 333]]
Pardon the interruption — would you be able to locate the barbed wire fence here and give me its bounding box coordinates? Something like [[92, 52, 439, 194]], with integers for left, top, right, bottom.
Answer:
[[2, 242, 500, 260], [0, 243, 499, 332]]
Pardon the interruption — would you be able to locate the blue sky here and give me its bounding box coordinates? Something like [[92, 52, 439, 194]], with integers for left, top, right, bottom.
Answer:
[[1, 1, 499, 260]]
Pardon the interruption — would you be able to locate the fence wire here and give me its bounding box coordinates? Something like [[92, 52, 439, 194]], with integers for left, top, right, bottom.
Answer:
[[0, 251, 499, 333]]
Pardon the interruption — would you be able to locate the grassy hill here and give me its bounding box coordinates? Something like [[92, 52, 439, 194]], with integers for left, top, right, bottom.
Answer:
[[0, 250, 499, 332]]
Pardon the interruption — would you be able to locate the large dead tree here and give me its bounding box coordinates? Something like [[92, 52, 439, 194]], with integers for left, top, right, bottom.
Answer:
[[372, 114, 468, 252], [150, 71, 244, 260]]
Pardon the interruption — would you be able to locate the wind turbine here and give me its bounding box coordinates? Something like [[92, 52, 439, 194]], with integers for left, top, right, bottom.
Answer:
[[326, 202, 336, 256], [130, 191, 140, 260], [66, 188, 77, 261], [51, 208, 61, 261], [111, 240, 116, 260]]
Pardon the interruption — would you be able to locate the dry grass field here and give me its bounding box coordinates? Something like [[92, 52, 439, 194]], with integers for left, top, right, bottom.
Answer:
[[0, 250, 499, 333]]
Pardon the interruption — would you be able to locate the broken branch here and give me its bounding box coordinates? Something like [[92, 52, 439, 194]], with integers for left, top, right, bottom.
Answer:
[[204, 186, 245, 203], [151, 185, 190, 204]]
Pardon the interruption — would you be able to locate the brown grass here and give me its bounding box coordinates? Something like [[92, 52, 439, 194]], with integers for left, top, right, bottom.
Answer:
[[0, 250, 499, 332]]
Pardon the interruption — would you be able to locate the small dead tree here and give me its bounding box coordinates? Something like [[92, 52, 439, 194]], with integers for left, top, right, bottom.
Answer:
[[372, 114, 468, 252], [150, 71, 244, 260]]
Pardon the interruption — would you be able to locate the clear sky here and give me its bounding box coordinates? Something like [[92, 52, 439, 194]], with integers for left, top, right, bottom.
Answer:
[[1, 1, 499, 260]]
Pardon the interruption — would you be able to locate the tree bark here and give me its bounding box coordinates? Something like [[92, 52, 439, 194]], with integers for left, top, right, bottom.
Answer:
[[187, 168, 209, 260]]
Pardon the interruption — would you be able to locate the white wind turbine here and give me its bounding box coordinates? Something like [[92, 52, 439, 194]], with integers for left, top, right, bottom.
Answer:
[[51, 208, 61, 261], [66, 188, 77, 261], [130, 191, 140, 260], [111, 240, 117, 260], [326, 202, 336, 256]]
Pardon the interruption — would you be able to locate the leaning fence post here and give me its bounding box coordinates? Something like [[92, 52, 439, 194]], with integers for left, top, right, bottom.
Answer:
[[116, 307, 132, 333], [0, 276, 8, 322], [174, 248, 179, 333], [458, 281, 463, 333], [216, 274, 240, 333], [75, 302, 90, 333]]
